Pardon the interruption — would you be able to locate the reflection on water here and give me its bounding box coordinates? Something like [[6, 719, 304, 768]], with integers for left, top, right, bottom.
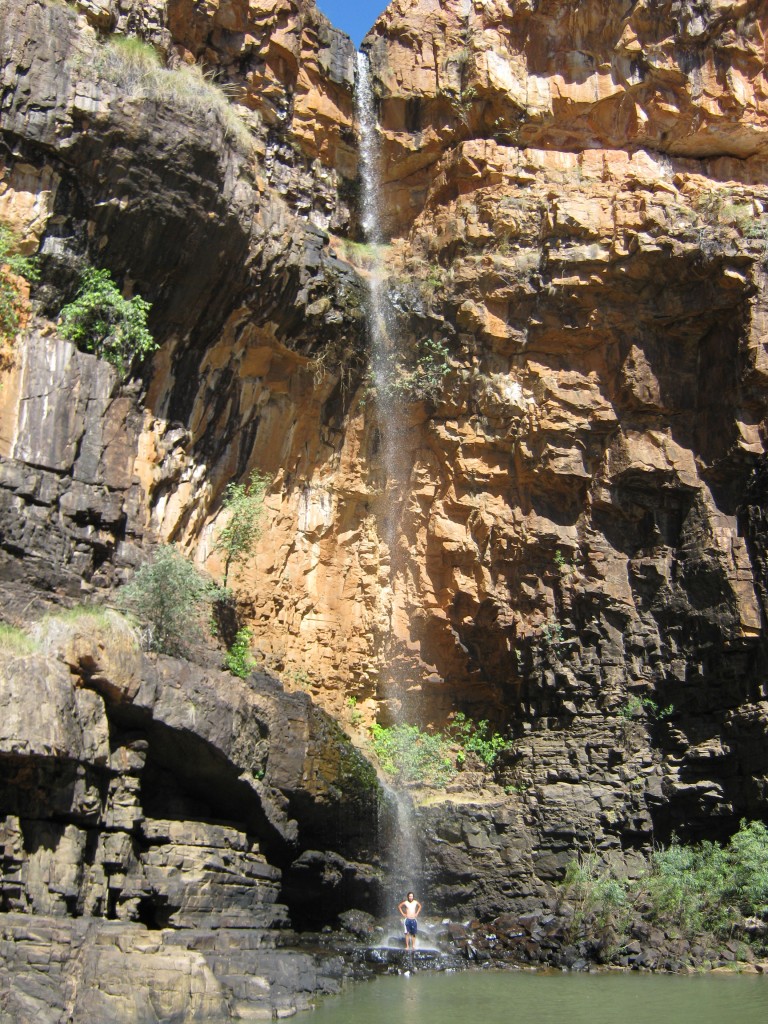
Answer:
[[303, 969, 768, 1024]]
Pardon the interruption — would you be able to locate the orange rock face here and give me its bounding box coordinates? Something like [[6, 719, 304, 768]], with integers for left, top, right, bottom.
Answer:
[[167, 0, 357, 173], [365, 0, 768, 235], [190, 0, 768, 741]]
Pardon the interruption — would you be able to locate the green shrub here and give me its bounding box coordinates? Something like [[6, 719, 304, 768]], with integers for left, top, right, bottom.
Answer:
[[447, 712, 511, 768], [646, 822, 768, 936], [540, 618, 564, 645], [563, 850, 631, 935], [369, 722, 455, 786], [369, 713, 512, 784], [374, 337, 451, 403], [214, 470, 269, 588], [59, 267, 156, 375], [225, 626, 256, 678], [117, 545, 220, 656], [617, 695, 674, 721], [562, 821, 768, 947], [345, 695, 364, 726], [728, 820, 768, 912], [0, 224, 39, 343], [291, 667, 311, 689], [645, 838, 706, 934]]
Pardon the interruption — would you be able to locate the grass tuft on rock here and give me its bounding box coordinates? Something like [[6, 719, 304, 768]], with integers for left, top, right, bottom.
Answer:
[[84, 35, 253, 150], [33, 606, 140, 656], [0, 623, 38, 655]]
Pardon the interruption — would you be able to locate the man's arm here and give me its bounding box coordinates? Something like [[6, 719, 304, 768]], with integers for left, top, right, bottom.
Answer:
[[397, 901, 407, 916], [414, 901, 422, 916]]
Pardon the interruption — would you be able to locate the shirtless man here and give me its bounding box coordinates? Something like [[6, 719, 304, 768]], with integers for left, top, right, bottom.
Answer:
[[398, 891, 422, 950]]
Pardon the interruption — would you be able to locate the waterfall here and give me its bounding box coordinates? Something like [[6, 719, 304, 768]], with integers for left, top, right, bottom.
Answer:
[[355, 52, 380, 248], [355, 53, 410, 550], [355, 51, 425, 920]]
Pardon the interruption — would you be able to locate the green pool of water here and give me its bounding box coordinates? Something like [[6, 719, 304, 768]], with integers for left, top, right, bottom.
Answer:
[[304, 968, 768, 1024]]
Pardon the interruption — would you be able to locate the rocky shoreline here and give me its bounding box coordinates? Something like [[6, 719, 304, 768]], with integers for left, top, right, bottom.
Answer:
[[335, 908, 768, 977], [5, 907, 765, 1024], [0, 914, 351, 1023]]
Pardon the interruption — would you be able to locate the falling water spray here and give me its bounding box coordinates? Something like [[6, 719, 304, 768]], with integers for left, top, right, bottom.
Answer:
[[355, 51, 424, 915]]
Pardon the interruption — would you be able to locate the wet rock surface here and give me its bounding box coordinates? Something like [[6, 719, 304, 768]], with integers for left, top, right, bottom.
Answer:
[[434, 908, 768, 976]]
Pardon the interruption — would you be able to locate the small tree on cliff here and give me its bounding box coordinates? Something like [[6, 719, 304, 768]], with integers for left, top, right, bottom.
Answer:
[[0, 224, 39, 344], [58, 266, 156, 376], [118, 544, 219, 656], [214, 470, 269, 589]]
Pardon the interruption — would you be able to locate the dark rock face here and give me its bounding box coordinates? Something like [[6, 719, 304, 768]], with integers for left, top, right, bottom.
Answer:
[[0, 612, 383, 1019], [430, 910, 741, 973], [0, 913, 349, 1024], [0, 332, 144, 592]]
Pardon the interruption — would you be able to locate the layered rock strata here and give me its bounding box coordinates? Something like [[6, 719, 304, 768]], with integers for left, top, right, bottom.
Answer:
[[0, 608, 381, 1019]]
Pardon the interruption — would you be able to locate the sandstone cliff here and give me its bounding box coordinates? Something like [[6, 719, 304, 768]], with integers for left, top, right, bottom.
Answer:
[[1, 0, 768, 951]]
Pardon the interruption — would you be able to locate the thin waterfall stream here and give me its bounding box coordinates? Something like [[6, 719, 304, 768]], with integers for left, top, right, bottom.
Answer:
[[355, 51, 426, 927], [355, 51, 410, 547]]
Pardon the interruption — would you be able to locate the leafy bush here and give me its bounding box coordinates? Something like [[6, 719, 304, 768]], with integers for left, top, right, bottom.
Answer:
[[561, 821, 768, 948], [0, 224, 39, 343], [617, 695, 674, 721], [369, 722, 455, 786], [647, 822, 768, 935], [447, 712, 511, 768], [645, 838, 708, 934], [369, 712, 512, 784], [345, 695, 364, 726], [59, 267, 156, 375], [214, 470, 269, 588], [563, 850, 630, 936], [117, 545, 220, 656], [375, 337, 451, 403], [225, 626, 256, 678]]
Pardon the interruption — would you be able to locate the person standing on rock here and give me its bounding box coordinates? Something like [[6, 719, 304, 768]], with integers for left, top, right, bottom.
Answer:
[[398, 891, 422, 950]]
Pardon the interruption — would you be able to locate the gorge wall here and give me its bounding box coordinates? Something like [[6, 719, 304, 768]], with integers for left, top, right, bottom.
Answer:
[[2, 0, 768, 968]]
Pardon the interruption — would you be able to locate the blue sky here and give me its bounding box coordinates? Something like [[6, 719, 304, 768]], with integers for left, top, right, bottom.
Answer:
[[316, 1, 389, 47]]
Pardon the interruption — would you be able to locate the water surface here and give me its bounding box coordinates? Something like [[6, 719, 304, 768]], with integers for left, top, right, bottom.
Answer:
[[304, 968, 768, 1024]]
